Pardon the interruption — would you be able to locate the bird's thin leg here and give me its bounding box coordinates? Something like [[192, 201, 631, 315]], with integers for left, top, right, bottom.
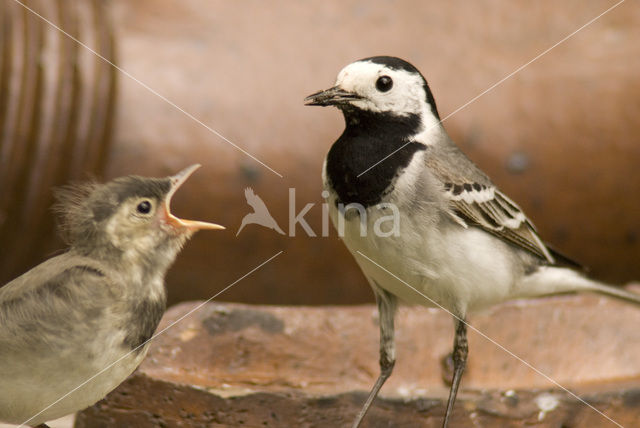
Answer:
[[442, 318, 468, 428], [352, 287, 397, 428]]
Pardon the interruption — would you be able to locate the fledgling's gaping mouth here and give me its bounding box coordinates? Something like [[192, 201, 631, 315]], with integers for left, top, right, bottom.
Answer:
[[163, 164, 225, 232], [304, 86, 362, 106]]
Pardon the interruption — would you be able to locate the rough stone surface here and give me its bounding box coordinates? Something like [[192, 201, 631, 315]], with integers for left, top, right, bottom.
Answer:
[[77, 288, 640, 427]]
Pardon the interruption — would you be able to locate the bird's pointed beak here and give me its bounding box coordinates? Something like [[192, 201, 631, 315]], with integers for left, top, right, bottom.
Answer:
[[163, 164, 225, 232], [304, 86, 362, 106]]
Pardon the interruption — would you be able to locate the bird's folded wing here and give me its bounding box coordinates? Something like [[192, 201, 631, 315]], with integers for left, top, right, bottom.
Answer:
[[442, 181, 554, 263], [0, 255, 112, 348]]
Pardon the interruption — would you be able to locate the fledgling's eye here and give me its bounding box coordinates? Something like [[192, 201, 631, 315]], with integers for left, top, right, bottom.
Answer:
[[136, 200, 153, 215], [375, 76, 393, 92]]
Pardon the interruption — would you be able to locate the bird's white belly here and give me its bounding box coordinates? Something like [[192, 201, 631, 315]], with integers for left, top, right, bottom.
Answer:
[[0, 332, 148, 426], [331, 203, 522, 314]]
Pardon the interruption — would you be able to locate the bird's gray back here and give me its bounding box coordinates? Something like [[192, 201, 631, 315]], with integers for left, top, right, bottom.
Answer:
[[423, 135, 493, 187]]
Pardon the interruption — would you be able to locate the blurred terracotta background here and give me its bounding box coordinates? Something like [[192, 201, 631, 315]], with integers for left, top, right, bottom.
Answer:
[[1, 0, 639, 306]]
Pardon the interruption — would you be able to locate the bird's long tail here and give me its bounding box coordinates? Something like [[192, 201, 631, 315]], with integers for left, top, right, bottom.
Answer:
[[519, 266, 640, 306], [588, 282, 640, 306]]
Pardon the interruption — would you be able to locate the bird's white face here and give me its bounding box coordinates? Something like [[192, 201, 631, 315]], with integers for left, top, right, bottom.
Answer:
[[305, 58, 441, 132], [335, 61, 427, 116]]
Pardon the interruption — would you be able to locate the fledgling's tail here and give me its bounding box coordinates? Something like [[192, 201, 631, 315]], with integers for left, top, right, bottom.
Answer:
[[518, 266, 640, 305]]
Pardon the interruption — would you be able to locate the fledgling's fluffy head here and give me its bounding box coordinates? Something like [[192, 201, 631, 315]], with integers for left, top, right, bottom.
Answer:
[[54, 165, 223, 265]]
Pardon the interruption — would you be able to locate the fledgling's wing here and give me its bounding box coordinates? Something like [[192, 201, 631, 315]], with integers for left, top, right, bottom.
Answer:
[[0, 253, 115, 352], [425, 141, 554, 264]]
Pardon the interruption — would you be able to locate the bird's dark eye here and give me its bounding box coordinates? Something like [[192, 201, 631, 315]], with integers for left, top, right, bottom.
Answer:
[[136, 200, 152, 214], [376, 76, 393, 92]]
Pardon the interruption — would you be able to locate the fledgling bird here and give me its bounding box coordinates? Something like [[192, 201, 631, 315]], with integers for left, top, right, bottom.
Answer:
[[0, 164, 223, 428], [305, 56, 640, 428]]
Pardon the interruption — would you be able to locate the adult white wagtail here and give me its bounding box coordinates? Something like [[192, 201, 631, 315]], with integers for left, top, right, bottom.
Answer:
[[305, 56, 640, 428], [0, 165, 223, 427]]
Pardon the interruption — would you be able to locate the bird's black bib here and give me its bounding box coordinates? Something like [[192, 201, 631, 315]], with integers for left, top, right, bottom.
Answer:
[[326, 110, 425, 208]]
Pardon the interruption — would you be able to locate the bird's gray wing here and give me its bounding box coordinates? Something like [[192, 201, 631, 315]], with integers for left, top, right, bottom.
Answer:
[[443, 182, 554, 263], [0, 253, 115, 351], [425, 142, 554, 264]]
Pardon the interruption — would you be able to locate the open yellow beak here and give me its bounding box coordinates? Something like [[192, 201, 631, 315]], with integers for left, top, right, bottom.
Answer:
[[163, 164, 225, 232]]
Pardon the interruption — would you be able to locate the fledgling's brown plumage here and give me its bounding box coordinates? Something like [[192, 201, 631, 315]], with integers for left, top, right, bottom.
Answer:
[[0, 165, 223, 427], [53, 176, 172, 250]]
